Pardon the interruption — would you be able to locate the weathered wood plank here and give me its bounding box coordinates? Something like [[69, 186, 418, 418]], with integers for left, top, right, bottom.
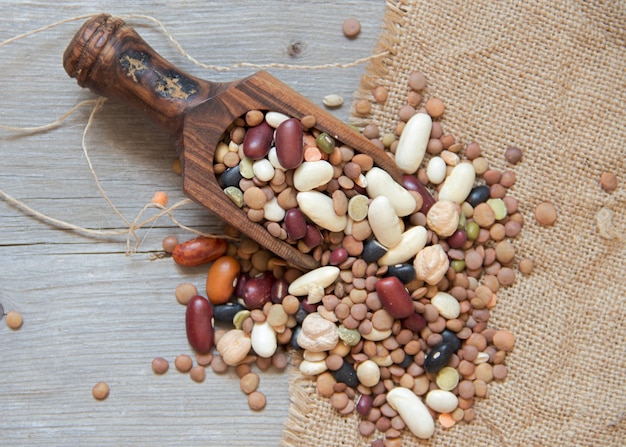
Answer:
[[0, 1, 385, 445]]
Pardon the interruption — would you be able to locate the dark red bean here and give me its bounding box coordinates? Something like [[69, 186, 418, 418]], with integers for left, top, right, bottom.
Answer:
[[185, 295, 214, 354], [356, 394, 374, 416], [447, 229, 468, 249], [271, 278, 289, 304], [242, 272, 275, 309], [275, 118, 304, 169], [375, 276, 414, 319], [172, 237, 228, 267], [303, 224, 323, 248], [401, 311, 427, 332], [329, 248, 349, 265], [243, 121, 273, 160], [284, 208, 307, 240], [401, 174, 435, 214]]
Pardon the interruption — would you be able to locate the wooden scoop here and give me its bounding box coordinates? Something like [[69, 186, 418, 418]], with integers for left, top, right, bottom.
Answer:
[[63, 14, 401, 271]]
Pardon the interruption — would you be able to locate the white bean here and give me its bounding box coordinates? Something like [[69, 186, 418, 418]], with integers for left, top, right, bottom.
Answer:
[[265, 111, 290, 128], [425, 389, 459, 413], [431, 291, 461, 319], [426, 156, 447, 184], [293, 161, 334, 191], [365, 167, 416, 216], [386, 387, 435, 439], [252, 158, 275, 182], [378, 225, 428, 266], [438, 162, 476, 203], [297, 191, 347, 232], [250, 321, 277, 358], [368, 196, 403, 248], [394, 113, 432, 174], [262, 197, 286, 222], [288, 266, 340, 296]]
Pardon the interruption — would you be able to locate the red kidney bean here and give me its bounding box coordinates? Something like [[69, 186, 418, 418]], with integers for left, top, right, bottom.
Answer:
[[284, 208, 307, 240], [275, 118, 304, 169], [401, 311, 427, 332], [271, 278, 289, 304], [375, 276, 414, 319], [172, 237, 228, 267], [185, 295, 214, 354], [235, 272, 250, 298], [303, 224, 323, 248], [242, 272, 275, 309], [243, 121, 273, 160], [401, 174, 435, 214]]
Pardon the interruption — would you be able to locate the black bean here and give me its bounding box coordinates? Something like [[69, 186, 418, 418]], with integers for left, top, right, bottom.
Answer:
[[213, 301, 245, 323], [424, 340, 456, 373], [220, 166, 244, 188], [466, 185, 491, 207], [362, 239, 388, 263], [332, 360, 358, 387], [385, 263, 416, 284]]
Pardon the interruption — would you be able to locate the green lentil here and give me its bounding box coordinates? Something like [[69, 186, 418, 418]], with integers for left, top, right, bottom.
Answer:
[[451, 259, 466, 273], [316, 132, 336, 154], [465, 221, 480, 240]]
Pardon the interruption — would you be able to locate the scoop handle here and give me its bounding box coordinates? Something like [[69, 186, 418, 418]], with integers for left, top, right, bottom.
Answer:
[[63, 13, 218, 138]]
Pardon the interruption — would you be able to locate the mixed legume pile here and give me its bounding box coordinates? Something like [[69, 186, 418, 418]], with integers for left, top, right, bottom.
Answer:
[[157, 70, 535, 443]]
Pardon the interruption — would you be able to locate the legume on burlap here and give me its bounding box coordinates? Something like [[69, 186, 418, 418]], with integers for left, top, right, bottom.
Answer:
[[282, 1, 626, 446]]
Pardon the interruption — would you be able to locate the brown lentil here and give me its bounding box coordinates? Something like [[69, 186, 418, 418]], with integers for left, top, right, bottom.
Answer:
[[151, 357, 169, 375], [534, 201, 558, 225], [175, 283, 198, 305], [92, 382, 110, 400], [247, 391, 267, 411], [174, 354, 193, 373], [600, 171, 618, 191], [189, 366, 206, 383]]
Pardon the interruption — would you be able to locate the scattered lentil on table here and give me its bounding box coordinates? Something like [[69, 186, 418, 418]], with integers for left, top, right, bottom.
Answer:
[[5, 310, 23, 330], [92, 382, 110, 400], [152, 69, 533, 441]]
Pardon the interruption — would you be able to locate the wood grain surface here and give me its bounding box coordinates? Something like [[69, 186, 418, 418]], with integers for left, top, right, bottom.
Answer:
[[0, 2, 385, 445]]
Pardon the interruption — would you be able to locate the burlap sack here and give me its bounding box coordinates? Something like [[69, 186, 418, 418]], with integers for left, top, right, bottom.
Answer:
[[282, 1, 626, 446]]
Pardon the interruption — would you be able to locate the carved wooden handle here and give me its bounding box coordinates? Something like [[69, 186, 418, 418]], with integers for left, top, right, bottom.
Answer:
[[63, 13, 218, 138]]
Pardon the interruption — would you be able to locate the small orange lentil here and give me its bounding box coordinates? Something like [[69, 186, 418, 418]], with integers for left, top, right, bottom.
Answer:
[[519, 258, 534, 275], [5, 311, 23, 330], [92, 382, 110, 400], [354, 99, 372, 116], [372, 85, 389, 103], [152, 191, 168, 207], [304, 146, 323, 162], [439, 412, 456, 428]]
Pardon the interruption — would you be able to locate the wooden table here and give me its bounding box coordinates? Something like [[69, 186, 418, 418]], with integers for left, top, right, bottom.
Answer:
[[0, 2, 385, 445]]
